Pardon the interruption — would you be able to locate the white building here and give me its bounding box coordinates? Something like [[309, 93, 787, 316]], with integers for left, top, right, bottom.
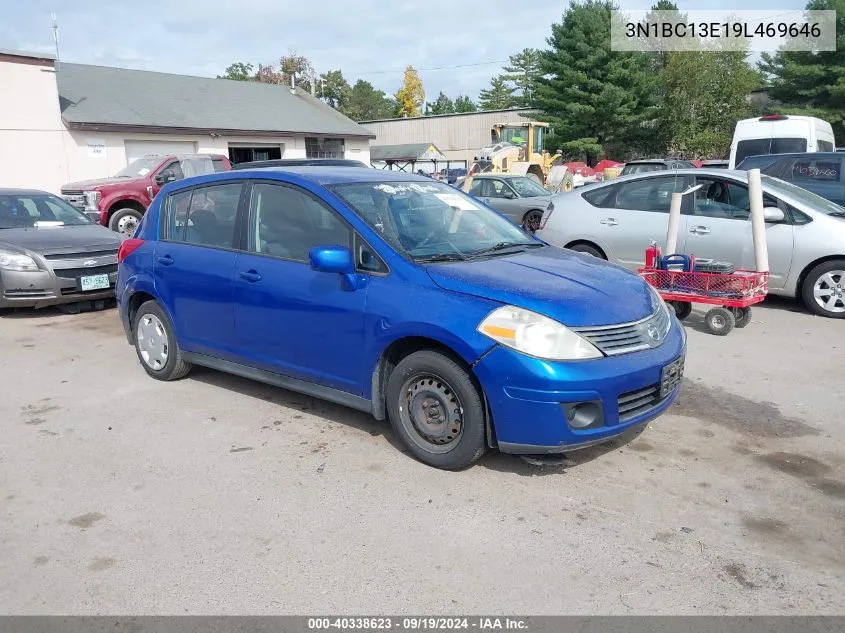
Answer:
[[0, 49, 375, 194], [361, 108, 534, 167]]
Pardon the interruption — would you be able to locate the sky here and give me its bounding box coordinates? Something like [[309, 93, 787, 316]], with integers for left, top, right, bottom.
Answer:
[[0, 0, 806, 102]]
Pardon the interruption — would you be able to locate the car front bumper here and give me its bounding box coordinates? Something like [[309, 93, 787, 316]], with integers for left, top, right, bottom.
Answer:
[[0, 268, 117, 309], [473, 317, 686, 454]]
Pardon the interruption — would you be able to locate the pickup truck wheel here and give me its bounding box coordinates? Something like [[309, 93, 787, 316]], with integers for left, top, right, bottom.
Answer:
[[109, 208, 143, 238]]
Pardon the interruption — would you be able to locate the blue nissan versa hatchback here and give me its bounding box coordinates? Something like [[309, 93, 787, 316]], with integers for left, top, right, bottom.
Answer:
[[116, 168, 686, 469]]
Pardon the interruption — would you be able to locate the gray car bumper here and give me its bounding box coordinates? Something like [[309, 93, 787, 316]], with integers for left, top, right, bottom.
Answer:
[[0, 268, 117, 309]]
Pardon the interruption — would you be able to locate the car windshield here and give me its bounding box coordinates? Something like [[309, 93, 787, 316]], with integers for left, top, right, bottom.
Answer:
[[0, 193, 92, 228], [115, 157, 160, 178], [328, 180, 540, 261], [508, 177, 549, 197], [762, 175, 845, 216]]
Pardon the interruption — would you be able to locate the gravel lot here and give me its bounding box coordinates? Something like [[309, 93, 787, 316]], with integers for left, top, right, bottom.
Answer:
[[0, 298, 843, 614]]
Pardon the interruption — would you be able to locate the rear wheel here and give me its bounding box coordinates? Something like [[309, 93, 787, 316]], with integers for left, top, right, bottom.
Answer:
[[109, 207, 144, 238], [568, 243, 605, 259], [132, 300, 192, 380], [522, 209, 544, 233], [801, 260, 845, 318], [704, 307, 735, 336], [733, 307, 752, 328], [385, 350, 486, 469]]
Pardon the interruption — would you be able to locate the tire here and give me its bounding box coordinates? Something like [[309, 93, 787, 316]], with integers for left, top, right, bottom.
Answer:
[[800, 260, 845, 318], [385, 350, 487, 469], [704, 307, 735, 336], [670, 301, 692, 320], [568, 243, 605, 259], [734, 307, 752, 328], [132, 300, 192, 381], [109, 207, 144, 238], [522, 209, 544, 233]]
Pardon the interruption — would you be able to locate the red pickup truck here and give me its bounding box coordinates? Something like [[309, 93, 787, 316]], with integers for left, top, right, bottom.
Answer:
[[61, 154, 231, 237]]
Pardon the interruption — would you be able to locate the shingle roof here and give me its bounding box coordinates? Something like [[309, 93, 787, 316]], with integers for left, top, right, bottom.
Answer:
[[56, 63, 375, 139], [370, 143, 446, 161]]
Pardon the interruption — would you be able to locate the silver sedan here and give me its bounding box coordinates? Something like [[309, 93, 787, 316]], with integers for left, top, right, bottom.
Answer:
[[536, 169, 845, 318], [459, 174, 552, 232]]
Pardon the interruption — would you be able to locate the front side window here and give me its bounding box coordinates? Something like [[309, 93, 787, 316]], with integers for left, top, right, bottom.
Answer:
[[249, 183, 351, 261], [329, 180, 536, 261], [615, 176, 689, 212], [158, 161, 185, 183], [166, 183, 241, 247], [486, 180, 511, 198], [0, 194, 91, 229], [693, 178, 781, 221]]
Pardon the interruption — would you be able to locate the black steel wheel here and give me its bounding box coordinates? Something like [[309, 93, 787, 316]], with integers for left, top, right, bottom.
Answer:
[[704, 306, 735, 336], [386, 350, 486, 469]]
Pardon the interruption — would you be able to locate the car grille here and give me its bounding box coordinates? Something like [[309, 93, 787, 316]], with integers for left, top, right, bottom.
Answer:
[[53, 264, 118, 280], [61, 191, 86, 209], [573, 305, 671, 356], [617, 383, 665, 423], [4, 289, 51, 299], [43, 249, 118, 261]]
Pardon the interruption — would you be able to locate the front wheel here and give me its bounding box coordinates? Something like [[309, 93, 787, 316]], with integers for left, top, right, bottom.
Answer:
[[522, 209, 544, 233], [385, 350, 487, 469], [109, 208, 144, 238], [801, 260, 845, 318]]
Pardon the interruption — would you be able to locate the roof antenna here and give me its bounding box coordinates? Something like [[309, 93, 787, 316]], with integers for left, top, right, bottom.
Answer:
[[51, 13, 60, 61]]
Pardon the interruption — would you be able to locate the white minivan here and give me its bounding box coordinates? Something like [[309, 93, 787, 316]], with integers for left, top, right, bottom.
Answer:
[[729, 115, 836, 169]]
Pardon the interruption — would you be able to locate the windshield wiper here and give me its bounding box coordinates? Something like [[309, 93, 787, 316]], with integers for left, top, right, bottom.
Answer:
[[468, 241, 543, 258], [829, 211, 845, 217], [415, 253, 467, 263]]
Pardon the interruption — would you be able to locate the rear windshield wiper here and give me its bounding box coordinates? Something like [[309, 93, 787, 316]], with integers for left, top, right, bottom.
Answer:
[[415, 253, 467, 263], [468, 241, 543, 258], [829, 211, 845, 217]]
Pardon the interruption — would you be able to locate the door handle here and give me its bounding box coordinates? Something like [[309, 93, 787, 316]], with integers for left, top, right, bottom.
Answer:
[[689, 225, 711, 234], [239, 270, 263, 283], [156, 255, 174, 266], [599, 218, 618, 226]]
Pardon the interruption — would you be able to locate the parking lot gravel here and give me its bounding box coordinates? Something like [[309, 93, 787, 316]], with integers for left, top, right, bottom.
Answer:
[[0, 298, 843, 614]]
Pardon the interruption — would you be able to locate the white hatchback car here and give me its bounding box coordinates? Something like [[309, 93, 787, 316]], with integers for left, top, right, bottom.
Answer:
[[536, 169, 845, 318]]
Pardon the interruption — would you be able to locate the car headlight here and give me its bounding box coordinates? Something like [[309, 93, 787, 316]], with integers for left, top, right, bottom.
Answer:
[[84, 190, 102, 211], [478, 305, 602, 360], [647, 284, 671, 318], [0, 249, 39, 272]]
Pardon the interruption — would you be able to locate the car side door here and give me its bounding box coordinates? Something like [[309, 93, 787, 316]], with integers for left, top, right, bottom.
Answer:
[[231, 181, 370, 393], [684, 175, 794, 289], [601, 175, 692, 270], [153, 181, 244, 357], [482, 179, 523, 223]]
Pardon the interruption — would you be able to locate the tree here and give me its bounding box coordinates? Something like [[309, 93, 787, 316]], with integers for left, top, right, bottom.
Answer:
[[454, 95, 477, 113], [759, 0, 845, 139], [395, 66, 425, 117], [533, 0, 659, 162], [218, 62, 255, 81], [502, 48, 542, 106], [319, 69, 351, 109], [280, 51, 315, 90], [478, 76, 517, 110], [426, 92, 455, 115], [256, 63, 283, 85], [343, 80, 396, 121]]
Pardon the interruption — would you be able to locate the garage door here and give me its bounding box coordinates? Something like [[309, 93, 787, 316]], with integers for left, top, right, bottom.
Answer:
[[124, 140, 197, 165]]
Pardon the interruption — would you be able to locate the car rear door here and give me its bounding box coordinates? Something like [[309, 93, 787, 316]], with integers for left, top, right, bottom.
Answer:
[[684, 175, 794, 289], [153, 182, 244, 357], [602, 174, 692, 270], [231, 181, 368, 394]]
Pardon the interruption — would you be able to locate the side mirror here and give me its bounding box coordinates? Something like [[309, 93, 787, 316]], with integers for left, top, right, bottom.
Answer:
[[503, 189, 516, 199], [154, 173, 174, 186], [309, 245, 355, 275], [763, 206, 785, 222]]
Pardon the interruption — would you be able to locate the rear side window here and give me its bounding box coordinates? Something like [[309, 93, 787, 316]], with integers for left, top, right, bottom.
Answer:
[[582, 186, 616, 207], [165, 183, 242, 248], [792, 158, 841, 182]]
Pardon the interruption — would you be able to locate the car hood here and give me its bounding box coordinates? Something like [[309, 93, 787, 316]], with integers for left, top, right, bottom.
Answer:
[[425, 246, 656, 327], [62, 176, 141, 190], [0, 225, 122, 254]]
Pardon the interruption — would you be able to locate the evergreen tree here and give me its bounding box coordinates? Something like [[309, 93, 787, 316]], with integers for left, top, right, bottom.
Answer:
[[502, 48, 542, 106], [454, 95, 478, 112], [426, 92, 455, 115], [478, 76, 517, 110]]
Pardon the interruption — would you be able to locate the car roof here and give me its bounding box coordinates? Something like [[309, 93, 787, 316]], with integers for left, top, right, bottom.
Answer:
[[625, 158, 692, 164], [574, 168, 748, 193], [232, 158, 368, 169], [175, 166, 443, 187], [0, 188, 53, 195], [468, 173, 529, 179]]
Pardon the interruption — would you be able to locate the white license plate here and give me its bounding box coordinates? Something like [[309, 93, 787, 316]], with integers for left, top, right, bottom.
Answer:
[[80, 274, 110, 291]]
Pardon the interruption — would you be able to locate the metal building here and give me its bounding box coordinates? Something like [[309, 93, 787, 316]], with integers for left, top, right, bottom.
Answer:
[[361, 108, 534, 167]]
